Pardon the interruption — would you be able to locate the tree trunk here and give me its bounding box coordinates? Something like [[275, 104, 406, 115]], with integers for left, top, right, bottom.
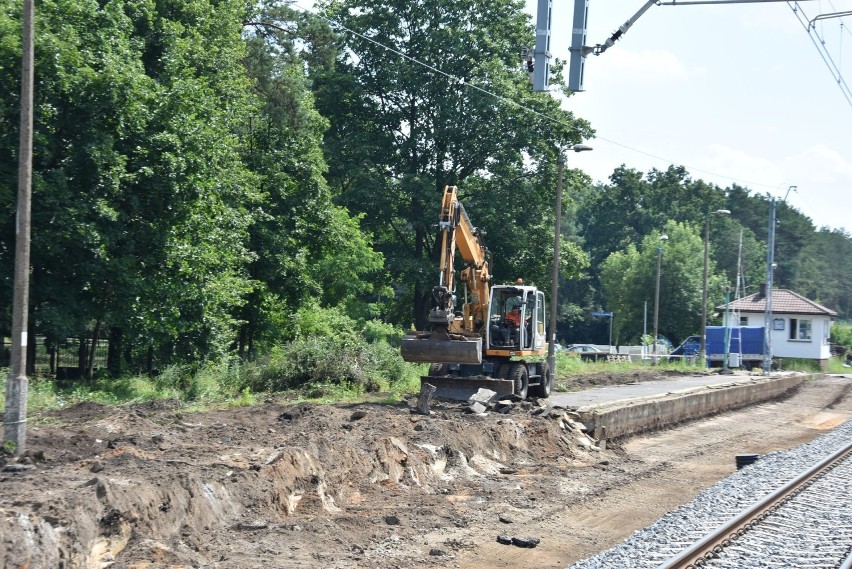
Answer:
[[247, 315, 256, 359], [77, 337, 88, 377], [87, 320, 101, 379], [26, 328, 36, 376], [107, 326, 122, 378], [414, 224, 429, 331], [237, 323, 247, 359], [123, 342, 133, 372]]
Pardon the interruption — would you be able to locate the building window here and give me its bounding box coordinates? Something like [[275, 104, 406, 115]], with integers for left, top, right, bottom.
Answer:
[[789, 318, 812, 341], [739, 316, 748, 326]]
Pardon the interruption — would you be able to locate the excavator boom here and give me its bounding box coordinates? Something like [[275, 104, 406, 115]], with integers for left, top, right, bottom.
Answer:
[[400, 185, 490, 365]]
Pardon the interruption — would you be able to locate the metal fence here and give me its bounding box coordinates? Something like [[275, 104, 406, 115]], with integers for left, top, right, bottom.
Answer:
[[1, 336, 108, 376]]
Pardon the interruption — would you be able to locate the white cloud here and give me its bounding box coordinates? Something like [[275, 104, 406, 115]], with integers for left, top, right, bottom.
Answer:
[[592, 47, 707, 83], [787, 144, 852, 186], [699, 145, 785, 189]]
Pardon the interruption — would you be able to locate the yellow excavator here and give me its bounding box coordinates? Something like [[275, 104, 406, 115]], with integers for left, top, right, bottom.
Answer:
[[400, 185, 553, 400]]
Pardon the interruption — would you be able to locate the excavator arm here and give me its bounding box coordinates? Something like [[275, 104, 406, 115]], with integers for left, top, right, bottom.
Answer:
[[401, 185, 490, 364], [430, 185, 491, 332]]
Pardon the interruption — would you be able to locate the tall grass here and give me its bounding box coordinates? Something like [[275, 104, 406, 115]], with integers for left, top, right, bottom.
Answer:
[[827, 356, 850, 374], [0, 314, 425, 414]]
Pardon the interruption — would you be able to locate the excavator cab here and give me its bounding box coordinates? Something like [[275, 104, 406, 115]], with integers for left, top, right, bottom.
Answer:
[[486, 286, 545, 352]]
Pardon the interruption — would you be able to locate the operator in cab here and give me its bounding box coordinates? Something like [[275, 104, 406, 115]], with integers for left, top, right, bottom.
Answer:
[[501, 297, 529, 347], [505, 305, 522, 327]]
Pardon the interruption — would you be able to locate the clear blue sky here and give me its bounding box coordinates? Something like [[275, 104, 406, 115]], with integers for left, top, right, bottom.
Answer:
[[525, 0, 852, 234]]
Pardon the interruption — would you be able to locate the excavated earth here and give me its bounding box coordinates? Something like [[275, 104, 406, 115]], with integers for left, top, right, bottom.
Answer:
[[1, 370, 851, 569]]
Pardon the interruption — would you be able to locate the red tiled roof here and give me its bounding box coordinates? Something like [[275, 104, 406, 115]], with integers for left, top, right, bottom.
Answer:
[[718, 288, 837, 316]]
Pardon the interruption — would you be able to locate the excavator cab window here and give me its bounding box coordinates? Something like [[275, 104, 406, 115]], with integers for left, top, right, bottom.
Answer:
[[488, 289, 528, 348]]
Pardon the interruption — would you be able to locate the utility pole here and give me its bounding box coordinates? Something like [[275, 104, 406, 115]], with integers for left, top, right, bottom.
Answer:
[[4, 0, 35, 455], [548, 145, 592, 377], [762, 198, 776, 374], [547, 153, 565, 379], [652, 234, 668, 362]]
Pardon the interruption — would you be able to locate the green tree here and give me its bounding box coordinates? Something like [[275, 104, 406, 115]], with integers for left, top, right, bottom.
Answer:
[[237, 2, 385, 357], [790, 228, 852, 318], [1, 0, 261, 373], [600, 221, 727, 344], [315, 0, 592, 329]]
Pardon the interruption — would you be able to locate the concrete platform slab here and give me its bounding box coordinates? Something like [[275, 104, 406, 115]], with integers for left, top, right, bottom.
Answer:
[[551, 371, 820, 440]]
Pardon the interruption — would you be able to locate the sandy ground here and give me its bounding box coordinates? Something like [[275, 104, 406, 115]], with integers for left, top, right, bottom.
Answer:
[[1, 370, 850, 569]]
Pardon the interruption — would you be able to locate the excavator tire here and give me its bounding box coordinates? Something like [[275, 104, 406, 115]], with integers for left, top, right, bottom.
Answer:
[[508, 364, 528, 400], [529, 361, 552, 398]]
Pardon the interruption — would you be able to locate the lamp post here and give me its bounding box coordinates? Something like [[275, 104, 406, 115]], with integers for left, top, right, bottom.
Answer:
[[722, 285, 732, 374], [700, 209, 731, 368], [761, 186, 793, 374], [548, 144, 592, 380], [652, 234, 668, 362]]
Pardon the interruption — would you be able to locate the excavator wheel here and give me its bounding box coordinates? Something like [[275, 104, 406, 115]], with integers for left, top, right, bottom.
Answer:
[[428, 363, 448, 376], [509, 364, 528, 400], [529, 361, 552, 398]]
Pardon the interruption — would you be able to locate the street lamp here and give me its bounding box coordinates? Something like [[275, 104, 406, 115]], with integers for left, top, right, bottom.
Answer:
[[700, 209, 731, 368], [722, 285, 733, 374], [652, 234, 668, 362], [549, 144, 593, 380]]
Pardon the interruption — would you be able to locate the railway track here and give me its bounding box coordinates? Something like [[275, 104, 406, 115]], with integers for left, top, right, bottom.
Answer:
[[660, 441, 852, 569], [568, 419, 852, 569]]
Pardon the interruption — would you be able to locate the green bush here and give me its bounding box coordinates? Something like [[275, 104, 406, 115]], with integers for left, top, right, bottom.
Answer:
[[232, 307, 418, 396], [831, 321, 852, 352], [362, 319, 406, 346]]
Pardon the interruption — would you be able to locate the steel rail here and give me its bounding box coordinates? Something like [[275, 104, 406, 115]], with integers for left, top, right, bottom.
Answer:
[[657, 441, 852, 569], [840, 548, 852, 569]]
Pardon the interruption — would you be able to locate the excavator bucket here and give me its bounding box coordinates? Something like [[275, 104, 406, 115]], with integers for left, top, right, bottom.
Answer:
[[420, 375, 515, 401], [400, 333, 482, 365]]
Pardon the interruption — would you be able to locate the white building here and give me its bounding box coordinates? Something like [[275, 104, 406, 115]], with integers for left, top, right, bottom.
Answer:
[[720, 284, 837, 368]]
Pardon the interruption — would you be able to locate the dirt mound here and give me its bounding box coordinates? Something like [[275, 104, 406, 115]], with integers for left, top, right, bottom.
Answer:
[[1, 391, 606, 568]]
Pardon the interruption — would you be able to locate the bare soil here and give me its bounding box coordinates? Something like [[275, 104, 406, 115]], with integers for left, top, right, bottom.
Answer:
[[1, 370, 850, 569]]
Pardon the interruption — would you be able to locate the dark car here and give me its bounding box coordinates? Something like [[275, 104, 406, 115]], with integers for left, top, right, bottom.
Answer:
[[669, 336, 701, 360]]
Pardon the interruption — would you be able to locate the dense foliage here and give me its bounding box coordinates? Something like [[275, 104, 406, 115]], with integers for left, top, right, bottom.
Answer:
[[1, 0, 850, 388]]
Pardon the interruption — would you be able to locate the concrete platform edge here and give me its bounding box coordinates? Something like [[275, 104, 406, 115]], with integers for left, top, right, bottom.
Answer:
[[576, 373, 822, 440]]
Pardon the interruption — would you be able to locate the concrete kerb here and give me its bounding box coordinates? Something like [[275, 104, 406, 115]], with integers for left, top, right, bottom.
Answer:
[[575, 373, 822, 441]]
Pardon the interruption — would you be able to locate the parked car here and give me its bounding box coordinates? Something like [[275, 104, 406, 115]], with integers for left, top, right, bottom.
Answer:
[[669, 336, 701, 360], [566, 344, 602, 353], [566, 344, 609, 361]]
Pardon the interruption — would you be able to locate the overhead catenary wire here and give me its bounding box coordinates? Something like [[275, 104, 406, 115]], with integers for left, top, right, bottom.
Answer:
[[789, 1, 852, 106]]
